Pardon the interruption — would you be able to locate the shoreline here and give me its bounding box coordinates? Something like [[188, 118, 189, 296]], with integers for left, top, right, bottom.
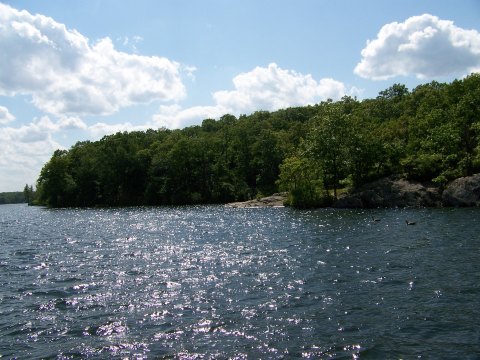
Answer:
[[226, 174, 480, 209], [225, 193, 287, 208]]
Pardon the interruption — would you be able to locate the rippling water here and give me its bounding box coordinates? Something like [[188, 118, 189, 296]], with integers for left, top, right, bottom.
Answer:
[[0, 204, 479, 359]]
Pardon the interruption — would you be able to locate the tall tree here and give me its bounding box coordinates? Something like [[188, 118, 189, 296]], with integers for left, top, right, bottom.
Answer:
[[306, 104, 350, 199], [37, 150, 77, 207], [23, 184, 33, 204]]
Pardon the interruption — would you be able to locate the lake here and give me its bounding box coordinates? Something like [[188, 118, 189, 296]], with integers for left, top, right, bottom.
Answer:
[[0, 204, 479, 359]]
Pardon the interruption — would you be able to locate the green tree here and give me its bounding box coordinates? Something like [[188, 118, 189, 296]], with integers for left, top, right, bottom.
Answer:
[[252, 129, 283, 195], [453, 74, 480, 176], [306, 105, 350, 199], [23, 184, 34, 204], [346, 115, 385, 187], [34, 74, 480, 208], [277, 153, 328, 208], [0, 192, 25, 204], [68, 141, 101, 206], [37, 150, 77, 207]]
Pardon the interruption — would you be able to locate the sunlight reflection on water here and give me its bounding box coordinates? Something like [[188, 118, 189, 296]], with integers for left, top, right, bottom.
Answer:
[[0, 204, 479, 358]]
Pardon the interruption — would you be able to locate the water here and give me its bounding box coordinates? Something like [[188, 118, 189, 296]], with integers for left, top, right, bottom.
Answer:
[[0, 204, 479, 359]]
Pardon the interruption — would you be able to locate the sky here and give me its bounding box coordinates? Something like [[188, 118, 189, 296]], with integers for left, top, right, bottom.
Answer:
[[1, 0, 480, 192]]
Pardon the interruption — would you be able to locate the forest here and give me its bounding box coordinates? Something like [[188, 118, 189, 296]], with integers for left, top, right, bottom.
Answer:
[[0, 185, 34, 205], [0, 192, 25, 205], [35, 73, 480, 208]]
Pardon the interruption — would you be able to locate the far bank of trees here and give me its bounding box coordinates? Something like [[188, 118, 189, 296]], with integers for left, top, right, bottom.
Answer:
[[0, 191, 25, 204], [36, 74, 480, 208], [0, 185, 36, 205]]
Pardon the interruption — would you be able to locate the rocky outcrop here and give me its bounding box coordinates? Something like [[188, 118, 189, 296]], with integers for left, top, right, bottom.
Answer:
[[333, 176, 442, 208], [442, 174, 480, 207], [226, 193, 288, 208], [226, 175, 480, 209], [227, 193, 288, 208]]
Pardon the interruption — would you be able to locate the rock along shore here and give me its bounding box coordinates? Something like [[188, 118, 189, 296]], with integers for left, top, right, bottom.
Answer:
[[334, 174, 480, 208], [225, 193, 288, 208], [225, 174, 480, 209]]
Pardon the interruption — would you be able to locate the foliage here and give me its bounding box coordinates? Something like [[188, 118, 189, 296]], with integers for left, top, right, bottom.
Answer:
[[0, 191, 25, 204], [23, 184, 36, 205], [277, 153, 330, 208], [0, 185, 37, 205], [306, 102, 351, 198], [36, 74, 480, 208]]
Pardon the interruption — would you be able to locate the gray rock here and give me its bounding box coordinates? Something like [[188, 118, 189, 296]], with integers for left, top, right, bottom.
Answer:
[[333, 195, 364, 208], [225, 175, 480, 209], [226, 193, 287, 208], [334, 176, 442, 208], [442, 174, 480, 207]]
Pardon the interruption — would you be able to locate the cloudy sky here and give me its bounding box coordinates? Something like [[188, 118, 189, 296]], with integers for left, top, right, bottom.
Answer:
[[1, 0, 480, 191]]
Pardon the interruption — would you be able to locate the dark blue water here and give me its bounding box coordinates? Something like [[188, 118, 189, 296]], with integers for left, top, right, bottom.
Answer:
[[0, 204, 479, 359]]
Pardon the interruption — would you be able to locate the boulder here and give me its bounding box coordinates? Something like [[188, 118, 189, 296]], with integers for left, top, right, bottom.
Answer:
[[225, 175, 480, 209], [226, 193, 287, 208], [442, 174, 480, 207], [333, 176, 442, 208]]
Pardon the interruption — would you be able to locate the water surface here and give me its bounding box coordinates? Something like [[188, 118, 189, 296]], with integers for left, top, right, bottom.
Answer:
[[0, 204, 479, 358]]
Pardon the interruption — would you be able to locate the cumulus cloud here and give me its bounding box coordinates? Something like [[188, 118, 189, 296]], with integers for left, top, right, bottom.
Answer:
[[0, 127, 60, 161], [0, 3, 186, 116], [88, 121, 151, 140], [354, 14, 480, 80], [153, 104, 229, 129], [1, 115, 87, 143], [154, 63, 350, 128], [118, 35, 144, 53], [0, 106, 15, 125], [213, 63, 346, 113], [0, 119, 67, 191]]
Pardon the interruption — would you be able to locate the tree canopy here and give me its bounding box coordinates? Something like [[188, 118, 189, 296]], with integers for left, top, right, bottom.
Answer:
[[0, 191, 25, 205], [36, 74, 480, 208]]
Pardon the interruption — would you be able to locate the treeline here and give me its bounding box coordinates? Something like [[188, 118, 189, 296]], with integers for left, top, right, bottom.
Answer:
[[0, 192, 25, 204], [0, 185, 36, 205], [36, 74, 480, 208]]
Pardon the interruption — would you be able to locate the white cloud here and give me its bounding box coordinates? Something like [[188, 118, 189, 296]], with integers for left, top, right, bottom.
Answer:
[[354, 14, 480, 80], [213, 63, 346, 113], [0, 3, 186, 116], [56, 116, 88, 130], [154, 63, 349, 129], [153, 104, 228, 129], [1, 115, 87, 143], [87, 122, 150, 140], [119, 35, 144, 52], [0, 114, 89, 190], [0, 120, 67, 191], [182, 65, 198, 81], [0, 106, 15, 125]]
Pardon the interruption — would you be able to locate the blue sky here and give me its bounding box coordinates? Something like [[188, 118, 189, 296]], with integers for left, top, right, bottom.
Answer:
[[1, 0, 480, 191]]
